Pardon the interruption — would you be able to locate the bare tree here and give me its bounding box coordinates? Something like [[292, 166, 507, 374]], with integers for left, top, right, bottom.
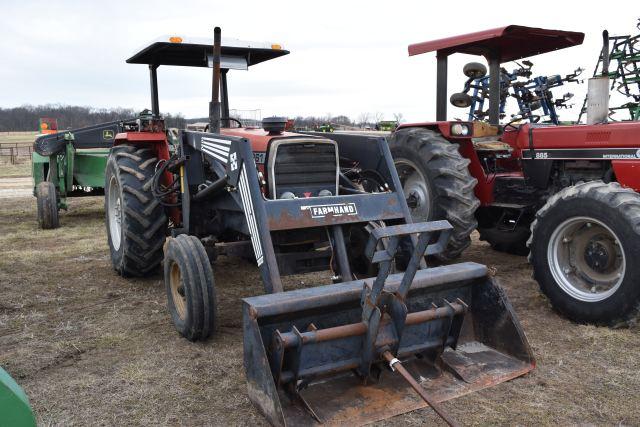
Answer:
[[357, 112, 370, 128], [373, 111, 384, 124], [393, 112, 404, 123]]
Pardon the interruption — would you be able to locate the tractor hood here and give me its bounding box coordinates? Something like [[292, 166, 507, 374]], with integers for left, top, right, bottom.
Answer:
[[220, 128, 326, 152]]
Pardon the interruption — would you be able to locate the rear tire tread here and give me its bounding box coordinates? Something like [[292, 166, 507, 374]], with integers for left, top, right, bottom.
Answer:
[[389, 128, 480, 261], [528, 180, 640, 325], [105, 144, 167, 277]]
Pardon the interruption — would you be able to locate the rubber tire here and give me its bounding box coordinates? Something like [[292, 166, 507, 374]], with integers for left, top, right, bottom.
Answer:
[[479, 225, 530, 256], [104, 144, 167, 277], [36, 181, 59, 229], [389, 128, 480, 261], [463, 62, 487, 79], [450, 92, 472, 108], [164, 235, 217, 341], [529, 181, 640, 325]]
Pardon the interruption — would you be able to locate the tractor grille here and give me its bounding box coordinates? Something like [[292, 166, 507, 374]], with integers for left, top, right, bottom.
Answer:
[[270, 141, 338, 199]]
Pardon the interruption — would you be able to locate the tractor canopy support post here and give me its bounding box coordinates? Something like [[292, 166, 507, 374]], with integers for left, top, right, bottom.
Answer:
[[149, 64, 160, 118], [488, 52, 500, 125], [221, 69, 230, 128], [436, 52, 448, 121], [209, 27, 222, 133]]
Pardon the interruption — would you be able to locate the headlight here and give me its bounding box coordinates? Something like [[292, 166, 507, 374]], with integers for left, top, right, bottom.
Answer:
[[451, 123, 471, 136], [280, 191, 296, 199], [318, 189, 333, 197]]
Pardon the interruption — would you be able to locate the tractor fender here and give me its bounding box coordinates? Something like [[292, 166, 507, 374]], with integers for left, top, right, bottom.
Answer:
[[611, 161, 640, 191], [396, 121, 461, 139], [114, 131, 170, 161]]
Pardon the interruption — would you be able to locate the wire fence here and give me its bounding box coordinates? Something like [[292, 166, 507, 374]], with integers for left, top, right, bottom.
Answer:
[[0, 143, 33, 164]]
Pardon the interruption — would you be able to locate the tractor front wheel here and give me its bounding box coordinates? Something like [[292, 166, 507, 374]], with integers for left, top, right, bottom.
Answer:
[[529, 181, 640, 325], [104, 144, 167, 277], [164, 235, 217, 341], [478, 225, 531, 256], [36, 181, 59, 229], [389, 128, 480, 261]]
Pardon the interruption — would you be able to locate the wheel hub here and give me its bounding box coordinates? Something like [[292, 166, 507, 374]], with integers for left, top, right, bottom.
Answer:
[[170, 262, 187, 321], [583, 239, 614, 273], [395, 160, 431, 221], [108, 175, 123, 251], [548, 217, 625, 302]]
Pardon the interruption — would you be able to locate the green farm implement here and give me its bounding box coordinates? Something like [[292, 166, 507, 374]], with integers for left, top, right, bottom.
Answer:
[[0, 367, 36, 426], [376, 120, 399, 131], [31, 111, 169, 228]]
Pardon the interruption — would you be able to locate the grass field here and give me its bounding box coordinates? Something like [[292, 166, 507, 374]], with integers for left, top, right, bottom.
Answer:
[[0, 132, 35, 178], [0, 131, 38, 146], [0, 158, 32, 178], [0, 194, 638, 425]]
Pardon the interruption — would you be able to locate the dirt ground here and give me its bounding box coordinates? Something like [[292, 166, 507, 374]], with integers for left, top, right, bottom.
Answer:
[[1, 193, 639, 426]]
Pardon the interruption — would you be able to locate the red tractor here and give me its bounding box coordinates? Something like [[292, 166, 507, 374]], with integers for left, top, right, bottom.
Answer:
[[102, 29, 534, 425], [389, 25, 640, 325]]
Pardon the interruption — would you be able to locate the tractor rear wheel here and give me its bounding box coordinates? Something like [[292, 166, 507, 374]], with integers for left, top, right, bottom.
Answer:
[[388, 128, 480, 261], [529, 181, 640, 325], [104, 144, 167, 277], [36, 181, 59, 229], [164, 235, 217, 341]]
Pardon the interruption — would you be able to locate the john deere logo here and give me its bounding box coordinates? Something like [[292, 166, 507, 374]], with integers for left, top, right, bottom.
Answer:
[[103, 130, 115, 140]]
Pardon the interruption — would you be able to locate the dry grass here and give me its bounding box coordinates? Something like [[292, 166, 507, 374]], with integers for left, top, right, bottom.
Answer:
[[0, 158, 31, 178], [0, 131, 38, 146], [0, 196, 639, 426]]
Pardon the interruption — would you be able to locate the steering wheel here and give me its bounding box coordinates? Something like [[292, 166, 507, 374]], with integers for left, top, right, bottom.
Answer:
[[220, 117, 243, 128]]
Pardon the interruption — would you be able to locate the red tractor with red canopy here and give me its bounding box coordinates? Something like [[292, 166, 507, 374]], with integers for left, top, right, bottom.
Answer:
[[389, 25, 640, 325]]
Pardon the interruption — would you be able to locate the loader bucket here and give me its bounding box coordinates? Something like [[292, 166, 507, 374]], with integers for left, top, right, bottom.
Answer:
[[243, 222, 534, 426]]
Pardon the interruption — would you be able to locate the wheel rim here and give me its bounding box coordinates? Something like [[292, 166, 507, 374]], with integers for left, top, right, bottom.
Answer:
[[169, 261, 187, 320], [107, 175, 123, 251], [395, 159, 431, 221], [548, 216, 625, 302]]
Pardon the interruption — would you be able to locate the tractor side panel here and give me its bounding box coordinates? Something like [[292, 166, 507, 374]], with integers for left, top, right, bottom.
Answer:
[[515, 122, 640, 151]]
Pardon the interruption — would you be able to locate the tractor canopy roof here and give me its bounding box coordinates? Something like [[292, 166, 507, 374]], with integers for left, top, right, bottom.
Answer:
[[408, 25, 584, 63], [127, 35, 289, 70]]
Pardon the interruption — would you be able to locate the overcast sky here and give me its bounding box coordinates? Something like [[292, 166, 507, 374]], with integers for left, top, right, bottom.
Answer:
[[1, 1, 637, 122]]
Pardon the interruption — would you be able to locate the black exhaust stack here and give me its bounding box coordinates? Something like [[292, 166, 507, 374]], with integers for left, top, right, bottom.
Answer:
[[601, 30, 610, 76], [209, 27, 222, 133]]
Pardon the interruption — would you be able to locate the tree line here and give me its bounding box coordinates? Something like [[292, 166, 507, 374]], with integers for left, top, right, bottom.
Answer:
[[293, 112, 404, 129], [0, 104, 187, 131], [0, 104, 404, 132]]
